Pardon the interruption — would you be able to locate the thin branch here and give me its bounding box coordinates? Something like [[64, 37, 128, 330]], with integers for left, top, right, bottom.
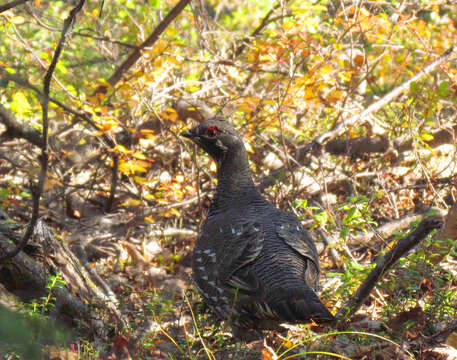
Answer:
[[74, 31, 142, 49], [0, 0, 30, 13], [234, 0, 292, 57], [0, 104, 42, 147], [0, 0, 86, 263], [337, 216, 442, 321], [105, 154, 119, 212]]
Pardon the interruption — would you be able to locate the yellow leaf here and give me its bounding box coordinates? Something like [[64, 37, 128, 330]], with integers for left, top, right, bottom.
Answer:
[[421, 133, 434, 142], [244, 141, 254, 153], [133, 176, 148, 185], [120, 198, 142, 207], [140, 129, 157, 138], [112, 144, 131, 154], [169, 208, 180, 217], [161, 108, 178, 122], [132, 151, 146, 160], [11, 16, 26, 24], [144, 217, 155, 224], [44, 178, 63, 190], [131, 163, 148, 173]]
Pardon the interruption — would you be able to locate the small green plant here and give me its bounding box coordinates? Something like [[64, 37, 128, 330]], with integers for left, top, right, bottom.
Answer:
[[26, 272, 66, 316], [292, 199, 330, 228], [336, 195, 378, 239]]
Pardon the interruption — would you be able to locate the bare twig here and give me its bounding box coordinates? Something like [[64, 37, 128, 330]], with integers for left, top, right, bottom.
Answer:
[[105, 154, 119, 212], [0, 0, 30, 13], [347, 209, 444, 246], [234, 0, 292, 57], [74, 31, 141, 49], [0, 66, 87, 118], [0, 0, 86, 263], [147, 228, 197, 238], [337, 216, 442, 321]]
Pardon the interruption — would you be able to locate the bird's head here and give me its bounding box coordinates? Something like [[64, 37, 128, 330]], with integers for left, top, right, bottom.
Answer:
[[181, 117, 244, 163]]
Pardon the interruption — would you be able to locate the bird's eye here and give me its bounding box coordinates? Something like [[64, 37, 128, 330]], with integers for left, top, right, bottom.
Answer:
[[204, 126, 220, 137]]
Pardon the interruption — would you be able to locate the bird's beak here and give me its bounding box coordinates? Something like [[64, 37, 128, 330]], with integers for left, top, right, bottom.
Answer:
[[181, 129, 195, 139], [181, 129, 201, 145]]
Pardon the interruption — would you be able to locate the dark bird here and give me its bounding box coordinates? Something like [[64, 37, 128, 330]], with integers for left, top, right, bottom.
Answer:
[[182, 117, 334, 340]]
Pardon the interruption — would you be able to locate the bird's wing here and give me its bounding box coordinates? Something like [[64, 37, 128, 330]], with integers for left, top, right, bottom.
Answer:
[[217, 222, 264, 292], [196, 221, 264, 293], [276, 219, 320, 289]]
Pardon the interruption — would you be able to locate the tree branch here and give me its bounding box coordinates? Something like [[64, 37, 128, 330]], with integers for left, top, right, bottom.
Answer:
[[0, 0, 31, 13], [0, 104, 42, 147], [233, 0, 292, 58], [337, 216, 442, 321], [0, 0, 86, 263]]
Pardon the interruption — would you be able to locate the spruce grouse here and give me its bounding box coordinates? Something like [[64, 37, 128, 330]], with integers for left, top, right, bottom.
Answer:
[[182, 117, 334, 339]]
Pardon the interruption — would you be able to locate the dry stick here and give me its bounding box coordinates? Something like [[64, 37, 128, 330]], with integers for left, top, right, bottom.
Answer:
[[256, 45, 456, 192], [0, 0, 86, 263], [336, 216, 442, 321], [0, 0, 30, 13]]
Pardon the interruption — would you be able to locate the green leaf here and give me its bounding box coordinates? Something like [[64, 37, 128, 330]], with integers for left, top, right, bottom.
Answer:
[[10, 92, 32, 117], [410, 81, 419, 91], [438, 81, 449, 97], [350, 261, 364, 271]]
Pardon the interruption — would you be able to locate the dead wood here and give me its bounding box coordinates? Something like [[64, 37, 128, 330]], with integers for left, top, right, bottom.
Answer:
[[325, 124, 456, 158], [337, 216, 442, 321], [0, 216, 124, 334], [325, 136, 390, 157], [0, 225, 88, 319]]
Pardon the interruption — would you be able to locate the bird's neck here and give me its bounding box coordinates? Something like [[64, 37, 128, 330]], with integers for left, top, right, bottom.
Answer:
[[211, 145, 257, 212]]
